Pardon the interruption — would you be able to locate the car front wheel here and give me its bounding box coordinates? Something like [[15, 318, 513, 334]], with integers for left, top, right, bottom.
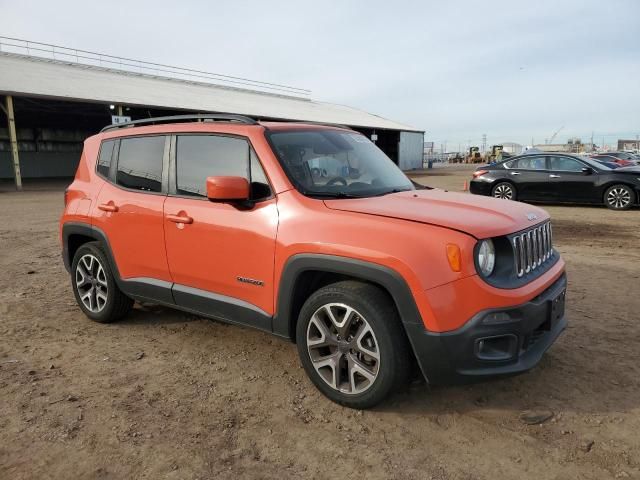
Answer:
[[604, 184, 634, 210], [296, 281, 411, 409]]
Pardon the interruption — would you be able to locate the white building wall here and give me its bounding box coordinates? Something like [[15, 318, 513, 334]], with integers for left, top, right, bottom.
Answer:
[[398, 131, 424, 170]]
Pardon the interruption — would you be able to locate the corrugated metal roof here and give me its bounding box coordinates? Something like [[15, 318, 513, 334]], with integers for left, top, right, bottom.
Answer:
[[0, 53, 422, 132]]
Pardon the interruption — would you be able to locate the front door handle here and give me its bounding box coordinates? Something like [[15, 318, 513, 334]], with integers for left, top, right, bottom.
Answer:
[[98, 202, 119, 213], [549, 174, 561, 178], [166, 213, 193, 224], [510, 171, 520, 175]]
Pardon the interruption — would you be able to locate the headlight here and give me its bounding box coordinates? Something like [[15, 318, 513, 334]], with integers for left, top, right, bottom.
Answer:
[[477, 239, 496, 276]]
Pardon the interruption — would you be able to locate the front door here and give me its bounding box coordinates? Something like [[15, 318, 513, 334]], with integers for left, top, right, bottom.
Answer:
[[547, 155, 597, 203], [93, 135, 172, 295], [163, 134, 278, 330]]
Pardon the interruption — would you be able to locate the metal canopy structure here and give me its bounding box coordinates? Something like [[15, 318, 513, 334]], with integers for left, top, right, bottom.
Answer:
[[0, 52, 419, 132], [0, 38, 424, 187]]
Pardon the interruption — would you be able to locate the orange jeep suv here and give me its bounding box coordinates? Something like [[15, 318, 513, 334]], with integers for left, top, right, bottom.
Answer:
[[60, 114, 567, 408]]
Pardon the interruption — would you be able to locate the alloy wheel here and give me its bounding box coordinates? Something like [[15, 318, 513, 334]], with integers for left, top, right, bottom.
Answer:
[[75, 254, 108, 313], [306, 303, 380, 395], [493, 184, 513, 199], [607, 187, 631, 209]]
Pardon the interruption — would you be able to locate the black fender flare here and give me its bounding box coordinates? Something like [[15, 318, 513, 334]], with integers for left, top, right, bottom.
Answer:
[[273, 254, 433, 381], [62, 222, 120, 275], [61, 222, 173, 304], [273, 254, 425, 338]]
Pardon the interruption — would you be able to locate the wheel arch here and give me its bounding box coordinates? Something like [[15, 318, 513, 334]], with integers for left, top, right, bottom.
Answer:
[[62, 222, 120, 278], [273, 254, 424, 342]]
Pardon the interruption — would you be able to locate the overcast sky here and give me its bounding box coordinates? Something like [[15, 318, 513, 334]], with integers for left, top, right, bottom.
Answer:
[[1, 0, 639, 148]]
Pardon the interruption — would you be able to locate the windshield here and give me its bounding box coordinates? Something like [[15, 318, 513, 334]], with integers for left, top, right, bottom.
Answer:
[[268, 129, 414, 198]]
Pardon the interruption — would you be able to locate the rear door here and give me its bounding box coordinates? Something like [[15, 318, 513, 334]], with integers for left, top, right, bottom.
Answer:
[[504, 156, 550, 201], [93, 135, 172, 295], [548, 155, 598, 203]]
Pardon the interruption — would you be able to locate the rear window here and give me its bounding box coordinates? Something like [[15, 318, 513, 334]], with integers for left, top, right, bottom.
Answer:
[[97, 140, 116, 178], [116, 136, 165, 192], [505, 156, 546, 170]]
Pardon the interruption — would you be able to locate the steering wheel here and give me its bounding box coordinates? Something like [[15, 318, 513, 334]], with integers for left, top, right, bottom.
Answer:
[[325, 176, 348, 186]]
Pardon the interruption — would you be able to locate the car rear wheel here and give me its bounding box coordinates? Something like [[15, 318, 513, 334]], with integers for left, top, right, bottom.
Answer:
[[492, 182, 516, 200], [296, 281, 411, 409], [604, 184, 634, 210], [71, 242, 133, 323]]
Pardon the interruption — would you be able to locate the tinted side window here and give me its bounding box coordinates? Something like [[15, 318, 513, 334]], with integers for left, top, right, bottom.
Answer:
[[116, 136, 165, 192], [97, 140, 116, 178], [508, 156, 546, 170], [250, 149, 271, 200], [176, 135, 250, 197], [549, 156, 584, 172]]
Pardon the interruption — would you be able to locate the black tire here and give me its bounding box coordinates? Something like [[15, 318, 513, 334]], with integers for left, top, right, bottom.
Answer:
[[295, 281, 411, 409], [71, 242, 133, 323], [604, 184, 634, 210], [491, 181, 517, 200]]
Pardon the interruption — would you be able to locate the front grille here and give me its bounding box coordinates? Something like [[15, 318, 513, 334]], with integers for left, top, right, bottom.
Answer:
[[513, 221, 553, 278]]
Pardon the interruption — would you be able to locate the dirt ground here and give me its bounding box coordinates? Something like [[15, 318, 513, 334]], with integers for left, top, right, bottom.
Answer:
[[1, 166, 639, 479]]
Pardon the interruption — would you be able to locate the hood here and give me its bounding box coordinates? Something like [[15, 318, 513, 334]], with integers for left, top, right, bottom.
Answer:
[[324, 189, 549, 239]]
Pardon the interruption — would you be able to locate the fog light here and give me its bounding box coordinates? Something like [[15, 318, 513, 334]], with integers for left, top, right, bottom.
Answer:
[[482, 312, 512, 324], [475, 334, 518, 361]]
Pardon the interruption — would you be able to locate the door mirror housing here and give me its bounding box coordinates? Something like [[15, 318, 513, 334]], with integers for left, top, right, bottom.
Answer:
[[206, 176, 250, 202], [581, 167, 594, 175]]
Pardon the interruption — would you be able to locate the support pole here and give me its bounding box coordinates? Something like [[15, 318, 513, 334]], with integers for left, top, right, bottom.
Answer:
[[117, 105, 123, 116], [5, 96, 22, 191]]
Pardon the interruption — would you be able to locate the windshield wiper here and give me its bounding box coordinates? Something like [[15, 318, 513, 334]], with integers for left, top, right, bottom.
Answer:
[[372, 187, 413, 197], [305, 191, 365, 199]]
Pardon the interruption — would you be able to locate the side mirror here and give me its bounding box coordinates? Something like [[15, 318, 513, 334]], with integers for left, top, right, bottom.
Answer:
[[206, 176, 250, 202], [581, 167, 594, 175]]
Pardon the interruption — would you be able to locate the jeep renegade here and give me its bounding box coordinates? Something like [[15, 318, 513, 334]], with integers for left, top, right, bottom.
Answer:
[[60, 114, 567, 409]]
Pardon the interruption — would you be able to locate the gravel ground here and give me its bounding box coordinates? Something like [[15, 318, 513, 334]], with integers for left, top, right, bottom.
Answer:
[[1, 167, 639, 479]]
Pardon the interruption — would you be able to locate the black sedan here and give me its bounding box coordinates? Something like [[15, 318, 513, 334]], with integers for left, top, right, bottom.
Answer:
[[470, 153, 640, 210]]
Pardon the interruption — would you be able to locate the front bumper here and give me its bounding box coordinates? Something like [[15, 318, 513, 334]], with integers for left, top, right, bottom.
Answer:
[[406, 273, 567, 385]]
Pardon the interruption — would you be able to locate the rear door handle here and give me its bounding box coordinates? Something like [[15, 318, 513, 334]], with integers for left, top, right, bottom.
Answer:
[[549, 174, 561, 178], [166, 213, 193, 224], [98, 202, 119, 213], [510, 171, 520, 175]]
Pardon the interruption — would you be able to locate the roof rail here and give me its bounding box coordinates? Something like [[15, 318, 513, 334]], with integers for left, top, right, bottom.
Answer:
[[100, 114, 258, 132]]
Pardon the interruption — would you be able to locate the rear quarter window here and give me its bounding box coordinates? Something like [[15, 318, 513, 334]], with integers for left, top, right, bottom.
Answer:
[[97, 140, 116, 178]]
